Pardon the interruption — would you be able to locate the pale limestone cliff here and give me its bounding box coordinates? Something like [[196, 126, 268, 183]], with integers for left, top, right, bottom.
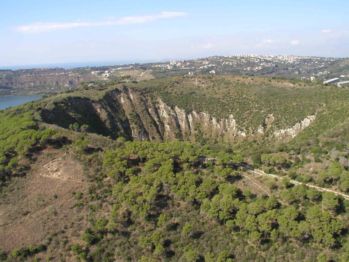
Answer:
[[273, 115, 316, 138], [41, 87, 316, 142]]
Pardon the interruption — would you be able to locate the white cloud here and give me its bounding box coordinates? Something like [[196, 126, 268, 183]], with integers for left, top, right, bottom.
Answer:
[[290, 40, 300, 46], [116, 11, 186, 25], [15, 11, 187, 33], [321, 29, 332, 34]]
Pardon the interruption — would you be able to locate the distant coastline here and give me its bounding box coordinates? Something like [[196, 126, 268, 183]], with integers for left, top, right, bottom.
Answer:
[[0, 60, 153, 70]]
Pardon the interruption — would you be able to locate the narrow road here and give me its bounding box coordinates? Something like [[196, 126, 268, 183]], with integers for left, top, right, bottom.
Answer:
[[249, 169, 349, 200]]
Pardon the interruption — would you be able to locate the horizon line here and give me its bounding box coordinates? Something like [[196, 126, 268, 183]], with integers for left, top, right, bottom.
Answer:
[[1, 54, 348, 71]]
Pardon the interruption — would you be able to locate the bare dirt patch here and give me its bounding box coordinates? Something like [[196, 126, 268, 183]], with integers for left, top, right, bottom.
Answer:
[[236, 172, 272, 196], [0, 148, 88, 255], [38, 153, 84, 183]]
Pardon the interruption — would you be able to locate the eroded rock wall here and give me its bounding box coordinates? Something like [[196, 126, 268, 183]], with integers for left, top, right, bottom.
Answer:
[[41, 87, 316, 142]]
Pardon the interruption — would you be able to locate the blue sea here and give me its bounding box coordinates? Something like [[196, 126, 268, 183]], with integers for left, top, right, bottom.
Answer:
[[0, 95, 42, 110]]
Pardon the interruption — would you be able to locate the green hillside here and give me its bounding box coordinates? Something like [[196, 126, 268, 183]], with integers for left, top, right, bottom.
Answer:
[[1, 76, 349, 261], [132, 75, 347, 129]]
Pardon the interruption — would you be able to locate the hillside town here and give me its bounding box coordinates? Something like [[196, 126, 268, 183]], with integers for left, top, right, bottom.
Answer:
[[1, 55, 348, 95]]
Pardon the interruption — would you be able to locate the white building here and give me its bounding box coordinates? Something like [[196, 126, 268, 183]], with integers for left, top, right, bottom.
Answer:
[[337, 81, 349, 87], [323, 78, 339, 85]]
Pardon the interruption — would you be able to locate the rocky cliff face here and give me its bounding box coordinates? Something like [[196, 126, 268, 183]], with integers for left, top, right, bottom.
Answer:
[[41, 87, 316, 142], [273, 115, 316, 139]]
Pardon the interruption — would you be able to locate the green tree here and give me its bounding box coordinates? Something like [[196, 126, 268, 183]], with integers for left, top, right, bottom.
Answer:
[[322, 193, 340, 214]]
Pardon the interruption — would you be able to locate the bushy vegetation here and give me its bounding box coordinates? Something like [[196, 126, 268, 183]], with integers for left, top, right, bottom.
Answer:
[[69, 140, 349, 261], [0, 105, 55, 183]]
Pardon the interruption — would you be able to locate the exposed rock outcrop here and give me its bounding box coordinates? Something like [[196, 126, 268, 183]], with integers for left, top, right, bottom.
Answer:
[[41, 87, 316, 142], [273, 115, 316, 138]]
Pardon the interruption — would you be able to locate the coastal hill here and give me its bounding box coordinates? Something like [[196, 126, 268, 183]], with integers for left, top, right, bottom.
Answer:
[[0, 75, 349, 261]]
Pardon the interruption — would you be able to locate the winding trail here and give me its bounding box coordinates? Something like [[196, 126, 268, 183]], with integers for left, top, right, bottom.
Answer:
[[249, 169, 349, 200]]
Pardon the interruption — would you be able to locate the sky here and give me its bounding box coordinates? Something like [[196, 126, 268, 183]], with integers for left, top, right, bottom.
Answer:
[[0, 0, 348, 68]]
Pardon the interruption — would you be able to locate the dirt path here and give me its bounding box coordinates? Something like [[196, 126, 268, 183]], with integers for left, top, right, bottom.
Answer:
[[249, 169, 349, 200]]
